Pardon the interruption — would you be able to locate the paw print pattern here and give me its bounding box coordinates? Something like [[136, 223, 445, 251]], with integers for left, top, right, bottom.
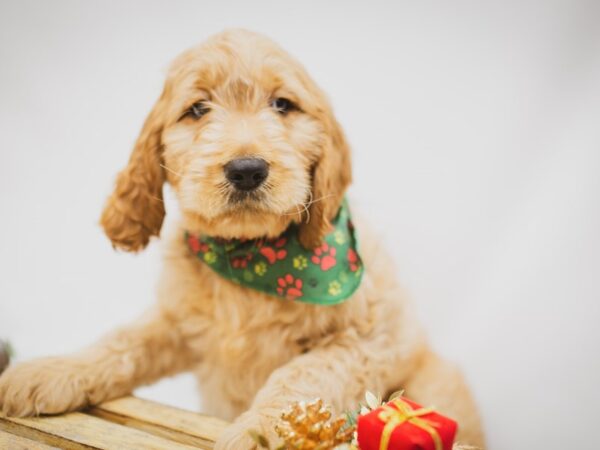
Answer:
[[186, 201, 362, 304], [328, 280, 342, 296], [188, 235, 209, 253], [254, 261, 267, 276], [293, 255, 308, 270], [259, 237, 288, 264], [311, 243, 337, 271], [276, 274, 303, 299], [333, 230, 346, 245], [203, 251, 217, 264], [347, 248, 360, 272], [231, 253, 253, 269]]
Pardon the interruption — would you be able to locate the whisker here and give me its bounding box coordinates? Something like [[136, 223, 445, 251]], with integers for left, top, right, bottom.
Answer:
[[280, 191, 337, 223], [304, 193, 335, 208], [160, 164, 185, 178], [161, 164, 208, 181], [291, 191, 313, 222], [303, 191, 313, 223]]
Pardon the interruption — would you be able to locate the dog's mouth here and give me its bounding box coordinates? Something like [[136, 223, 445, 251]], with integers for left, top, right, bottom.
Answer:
[[222, 188, 271, 214], [228, 189, 265, 205]]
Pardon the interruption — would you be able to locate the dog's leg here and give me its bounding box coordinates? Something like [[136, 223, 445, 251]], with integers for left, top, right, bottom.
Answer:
[[214, 331, 421, 450], [0, 311, 194, 417], [402, 350, 485, 448]]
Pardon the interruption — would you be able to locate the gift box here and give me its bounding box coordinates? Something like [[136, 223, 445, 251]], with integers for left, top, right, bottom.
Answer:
[[357, 396, 457, 450]]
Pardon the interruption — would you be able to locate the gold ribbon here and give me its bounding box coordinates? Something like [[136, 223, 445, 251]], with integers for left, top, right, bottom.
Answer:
[[377, 398, 443, 450]]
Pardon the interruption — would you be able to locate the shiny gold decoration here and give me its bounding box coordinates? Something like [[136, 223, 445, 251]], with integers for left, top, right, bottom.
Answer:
[[275, 398, 355, 450]]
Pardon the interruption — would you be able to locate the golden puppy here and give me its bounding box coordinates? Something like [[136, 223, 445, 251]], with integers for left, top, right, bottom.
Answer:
[[0, 30, 484, 448]]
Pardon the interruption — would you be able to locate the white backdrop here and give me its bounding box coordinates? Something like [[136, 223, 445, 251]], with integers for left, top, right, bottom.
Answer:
[[1, 1, 599, 449]]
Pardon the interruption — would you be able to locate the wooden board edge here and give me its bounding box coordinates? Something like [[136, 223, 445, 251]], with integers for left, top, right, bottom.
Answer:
[[87, 408, 215, 450], [0, 417, 95, 450], [0, 429, 62, 450], [95, 396, 229, 441]]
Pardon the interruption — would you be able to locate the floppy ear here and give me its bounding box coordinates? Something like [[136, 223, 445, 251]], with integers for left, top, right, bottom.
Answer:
[[298, 112, 352, 249], [100, 96, 167, 252]]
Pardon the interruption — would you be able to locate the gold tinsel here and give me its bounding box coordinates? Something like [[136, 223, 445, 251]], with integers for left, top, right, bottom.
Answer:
[[275, 398, 355, 450]]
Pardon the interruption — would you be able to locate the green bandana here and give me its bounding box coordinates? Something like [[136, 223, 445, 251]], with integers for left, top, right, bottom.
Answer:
[[185, 201, 364, 305]]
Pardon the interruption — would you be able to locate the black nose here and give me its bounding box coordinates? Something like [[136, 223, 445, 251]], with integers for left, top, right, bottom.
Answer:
[[224, 158, 269, 191]]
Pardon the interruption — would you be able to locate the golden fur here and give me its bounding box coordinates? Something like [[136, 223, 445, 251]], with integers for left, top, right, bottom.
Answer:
[[0, 30, 484, 448]]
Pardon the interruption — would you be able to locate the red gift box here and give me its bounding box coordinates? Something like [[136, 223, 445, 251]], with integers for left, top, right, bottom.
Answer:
[[357, 397, 457, 450]]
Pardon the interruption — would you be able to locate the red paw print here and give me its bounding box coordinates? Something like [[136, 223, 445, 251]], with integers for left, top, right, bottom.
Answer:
[[347, 248, 360, 272], [311, 243, 337, 271], [259, 237, 288, 264], [276, 274, 303, 299], [188, 235, 209, 253], [231, 253, 253, 269]]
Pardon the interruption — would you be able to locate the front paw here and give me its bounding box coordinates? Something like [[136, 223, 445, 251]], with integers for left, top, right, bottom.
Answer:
[[0, 357, 89, 417], [215, 411, 279, 450]]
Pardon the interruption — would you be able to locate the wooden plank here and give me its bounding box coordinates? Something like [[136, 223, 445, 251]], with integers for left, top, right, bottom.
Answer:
[[0, 429, 60, 450], [89, 408, 215, 449], [91, 396, 228, 444], [0, 417, 92, 450], [1, 411, 199, 450]]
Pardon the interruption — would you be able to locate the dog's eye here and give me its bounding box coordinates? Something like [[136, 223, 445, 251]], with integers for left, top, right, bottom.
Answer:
[[270, 97, 296, 115], [181, 101, 210, 120]]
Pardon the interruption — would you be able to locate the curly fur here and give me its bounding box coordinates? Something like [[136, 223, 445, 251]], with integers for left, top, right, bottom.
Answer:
[[0, 30, 484, 449]]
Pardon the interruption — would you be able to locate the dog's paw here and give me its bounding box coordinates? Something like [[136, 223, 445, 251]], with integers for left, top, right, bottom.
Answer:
[[215, 411, 278, 450], [0, 357, 89, 417]]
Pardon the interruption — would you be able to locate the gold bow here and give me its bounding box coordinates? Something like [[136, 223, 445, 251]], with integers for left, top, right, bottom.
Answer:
[[377, 398, 442, 450]]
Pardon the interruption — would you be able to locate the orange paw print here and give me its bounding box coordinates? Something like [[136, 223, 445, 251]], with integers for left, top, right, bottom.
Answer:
[[347, 248, 360, 272], [276, 274, 303, 299], [188, 235, 209, 253], [311, 243, 337, 271], [259, 237, 288, 264], [231, 253, 253, 269]]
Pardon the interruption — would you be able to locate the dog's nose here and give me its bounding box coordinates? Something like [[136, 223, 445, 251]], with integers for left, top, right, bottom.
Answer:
[[224, 158, 269, 191]]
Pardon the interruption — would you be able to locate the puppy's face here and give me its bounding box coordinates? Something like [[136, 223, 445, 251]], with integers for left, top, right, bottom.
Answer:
[[101, 30, 351, 251], [161, 35, 326, 239]]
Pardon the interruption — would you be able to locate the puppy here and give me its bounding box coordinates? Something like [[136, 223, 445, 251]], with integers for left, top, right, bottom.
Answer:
[[0, 30, 484, 448]]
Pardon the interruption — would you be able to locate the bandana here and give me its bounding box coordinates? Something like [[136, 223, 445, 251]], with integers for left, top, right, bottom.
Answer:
[[185, 200, 364, 305]]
